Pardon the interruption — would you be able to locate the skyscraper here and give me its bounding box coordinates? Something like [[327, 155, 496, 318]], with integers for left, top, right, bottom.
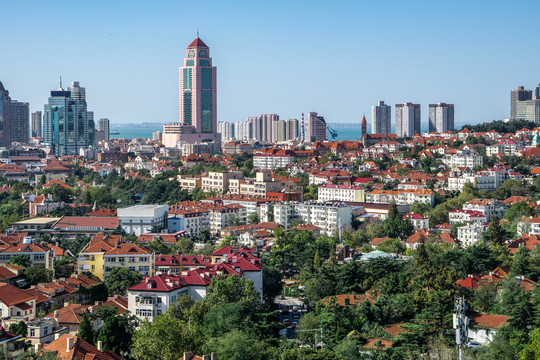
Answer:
[[428, 103, 454, 133], [305, 112, 327, 142], [511, 86, 532, 120], [0, 81, 11, 148], [286, 118, 299, 140], [43, 81, 96, 156], [97, 118, 110, 141], [515, 84, 540, 124], [10, 101, 29, 144], [176, 35, 220, 145], [371, 101, 391, 134], [395, 103, 420, 138], [31, 111, 42, 138]]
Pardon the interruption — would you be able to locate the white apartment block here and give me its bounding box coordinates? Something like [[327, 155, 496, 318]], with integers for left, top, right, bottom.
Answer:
[[462, 199, 507, 222], [118, 205, 169, 236], [208, 205, 247, 235], [201, 171, 243, 194], [397, 189, 435, 207], [259, 202, 352, 236], [365, 190, 399, 204], [318, 184, 366, 202], [403, 213, 429, 231], [253, 154, 294, 170], [443, 149, 483, 168], [458, 223, 487, 247], [449, 210, 486, 225], [486, 142, 518, 157]]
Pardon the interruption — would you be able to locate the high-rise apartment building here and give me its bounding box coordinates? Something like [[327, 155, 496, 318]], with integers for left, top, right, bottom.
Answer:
[[31, 111, 42, 138], [10, 101, 29, 144], [395, 103, 421, 138], [511, 86, 533, 120], [272, 120, 286, 142], [371, 101, 391, 134], [0, 81, 11, 148], [248, 116, 262, 141], [217, 121, 234, 140], [428, 103, 454, 133], [286, 118, 299, 140], [97, 118, 110, 141], [515, 84, 540, 124], [43, 81, 96, 156], [261, 114, 278, 142], [305, 112, 327, 142]]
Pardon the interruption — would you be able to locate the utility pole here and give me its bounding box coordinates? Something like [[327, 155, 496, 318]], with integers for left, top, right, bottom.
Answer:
[[296, 328, 324, 349], [453, 296, 468, 360]]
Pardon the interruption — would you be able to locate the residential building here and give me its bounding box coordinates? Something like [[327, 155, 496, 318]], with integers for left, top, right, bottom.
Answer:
[[117, 204, 169, 236], [0, 283, 37, 323], [397, 189, 435, 207], [371, 100, 391, 134], [97, 118, 110, 142], [467, 313, 509, 345], [516, 98, 540, 124], [217, 121, 234, 140], [26, 317, 69, 346], [486, 141, 518, 157], [511, 86, 532, 120], [458, 223, 487, 247], [176, 35, 221, 146], [286, 118, 299, 140], [253, 152, 294, 170], [443, 148, 483, 168], [0, 239, 55, 270], [449, 210, 486, 225], [42, 334, 122, 360], [201, 171, 243, 193], [305, 112, 326, 142], [462, 199, 507, 222], [0, 81, 11, 148], [10, 101, 29, 144], [518, 216, 540, 236], [428, 103, 454, 133], [31, 111, 42, 138], [403, 213, 429, 231], [0, 326, 24, 359], [259, 202, 351, 236], [318, 184, 366, 202], [78, 234, 154, 280], [223, 141, 252, 155], [395, 103, 420, 138], [43, 81, 95, 156]]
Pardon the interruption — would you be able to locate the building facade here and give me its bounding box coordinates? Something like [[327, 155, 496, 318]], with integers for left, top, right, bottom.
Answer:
[[117, 205, 170, 236], [10, 101, 29, 144], [428, 103, 454, 133], [0, 81, 11, 148], [97, 118, 110, 142], [371, 100, 391, 134], [305, 112, 326, 142], [31, 111, 42, 138], [175, 35, 221, 146], [511, 86, 532, 120], [43, 82, 95, 156], [395, 103, 420, 138]]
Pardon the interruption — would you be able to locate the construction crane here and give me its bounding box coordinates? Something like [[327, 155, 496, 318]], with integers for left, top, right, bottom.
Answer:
[[327, 125, 338, 140]]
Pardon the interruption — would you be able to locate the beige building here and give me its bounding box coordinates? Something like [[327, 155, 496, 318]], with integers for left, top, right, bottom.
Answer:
[[201, 171, 243, 193]]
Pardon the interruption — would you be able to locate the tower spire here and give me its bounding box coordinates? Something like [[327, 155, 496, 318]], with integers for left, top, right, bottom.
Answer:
[[60, 76, 62, 89], [197, 28, 199, 38]]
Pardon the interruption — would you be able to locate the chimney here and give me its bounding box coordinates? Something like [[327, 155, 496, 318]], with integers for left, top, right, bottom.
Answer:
[[54, 310, 59, 319], [183, 351, 193, 360], [202, 356, 209, 360], [66, 336, 75, 352], [97, 341, 103, 351], [211, 352, 218, 360]]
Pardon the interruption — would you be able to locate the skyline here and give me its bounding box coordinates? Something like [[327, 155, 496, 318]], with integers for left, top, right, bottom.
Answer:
[[2, 1, 540, 127]]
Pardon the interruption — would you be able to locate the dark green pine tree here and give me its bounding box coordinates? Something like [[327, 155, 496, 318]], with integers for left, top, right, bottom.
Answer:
[[78, 313, 95, 345], [483, 214, 505, 246]]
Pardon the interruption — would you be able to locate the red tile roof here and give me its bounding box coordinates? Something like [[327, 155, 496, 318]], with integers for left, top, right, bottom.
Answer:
[[469, 313, 509, 329], [188, 37, 208, 48], [0, 283, 36, 306]]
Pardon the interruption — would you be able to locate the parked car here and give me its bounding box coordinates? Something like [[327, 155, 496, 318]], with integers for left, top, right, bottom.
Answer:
[[282, 319, 291, 326]]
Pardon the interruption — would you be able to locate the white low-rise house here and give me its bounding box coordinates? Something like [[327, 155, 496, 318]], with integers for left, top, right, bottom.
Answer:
[[26, 317, 69, 345], [397, 189, 435, 207], [118, 204, 169, 236], [448, 175, 477, 191], [403, 213, 429, 230], [259, 201, 352, 236], [518, 216, 540, 236], [462, 199, 507, 222], [458, 223, 487, 247], [467, 313, 509, 345], [0, 283, 37, 323], [365, 190, 399, 204], [318, 184, 366, 202], [449, 210, 486, 225], [486, 142, 518, 157]]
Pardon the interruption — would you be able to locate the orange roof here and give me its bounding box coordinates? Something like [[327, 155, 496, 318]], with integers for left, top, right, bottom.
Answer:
[[0, 283, 36, 306], [469, 313, 509, 329], [384, 323, 409, 338], [363, 338, 392, 349], [42, 334, 121, 360]]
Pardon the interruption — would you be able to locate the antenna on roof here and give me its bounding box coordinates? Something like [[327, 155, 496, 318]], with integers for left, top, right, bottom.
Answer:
[[59, 76, 62, 89], [197, 28, 199, 38]]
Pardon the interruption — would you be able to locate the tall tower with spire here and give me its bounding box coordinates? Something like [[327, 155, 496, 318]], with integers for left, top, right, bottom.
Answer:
[[179, 34, 219, 138], [361, 114, 367, 140]]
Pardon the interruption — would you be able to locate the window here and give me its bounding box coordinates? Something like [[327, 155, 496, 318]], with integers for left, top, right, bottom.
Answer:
[[30, 329, 35, 337], [129, 257, 136, 263], [91, 265, 95, 270], [118, 257, 125, 263], [44, 327, 48, 335], [34, 254, 45, 260], [157, 297, 162, 304]]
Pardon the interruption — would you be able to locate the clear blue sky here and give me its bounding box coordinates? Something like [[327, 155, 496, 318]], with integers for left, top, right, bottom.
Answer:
[[1, 0, 539, 127]]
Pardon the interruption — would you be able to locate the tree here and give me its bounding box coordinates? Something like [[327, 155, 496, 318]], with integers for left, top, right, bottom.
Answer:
[[248, 212, 260, 225], [498, 279, 533, 328], [262, 265, 282, 303], [204, 274, 260, 312], [204, 329, 265, 360], [9, 321, 27, 337], [8, 254, 31, 268], [483, 214, 505, 246], [203, 302, 250, 338], [24, 266, 53, 285], [132, 313, 201, 360], [96, 313, 137, 355], [173, 237, 194, 254], [78, 313, 95, 345], [200, 229, 211, 243], [105, 267, 142, 296], [518, 328, 540, 359], [376, 237, 406, 254]]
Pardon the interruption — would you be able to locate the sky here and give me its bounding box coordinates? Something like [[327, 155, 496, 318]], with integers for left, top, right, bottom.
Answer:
[[1, 0, 540, 127]]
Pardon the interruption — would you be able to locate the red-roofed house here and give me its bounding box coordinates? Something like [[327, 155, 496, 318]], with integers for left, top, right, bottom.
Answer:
[[468, 313, 509, 344]]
